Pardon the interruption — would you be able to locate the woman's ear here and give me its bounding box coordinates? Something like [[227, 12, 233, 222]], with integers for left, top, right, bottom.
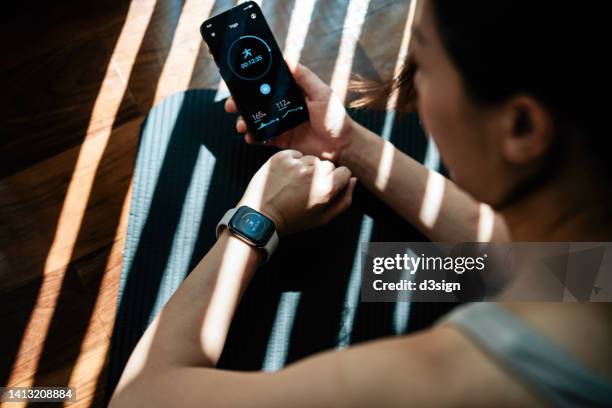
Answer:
[[500, 96, 555, 165]]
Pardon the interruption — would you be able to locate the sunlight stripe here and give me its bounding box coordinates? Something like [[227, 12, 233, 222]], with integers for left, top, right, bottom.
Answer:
[[282, 0, 316, 67], [153, 0, 216, 104], [328, 0, 370, 102], [419, 169, 445, 229], [477, 203, 495, 242], [262, 292, 302, 371]]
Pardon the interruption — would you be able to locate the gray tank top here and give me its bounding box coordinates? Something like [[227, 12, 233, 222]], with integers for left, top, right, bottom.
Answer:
[[438, 303, 612, 407]]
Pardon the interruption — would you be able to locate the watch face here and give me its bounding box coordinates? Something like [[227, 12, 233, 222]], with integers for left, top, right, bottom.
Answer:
[[228, 206, 275, 246]]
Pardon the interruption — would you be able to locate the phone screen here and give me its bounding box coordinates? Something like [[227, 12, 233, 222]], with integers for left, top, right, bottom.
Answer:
[[200, 1, 309, 141]]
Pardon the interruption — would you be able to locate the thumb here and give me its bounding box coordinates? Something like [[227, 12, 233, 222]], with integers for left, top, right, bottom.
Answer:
[[291, 63, 331, 101]]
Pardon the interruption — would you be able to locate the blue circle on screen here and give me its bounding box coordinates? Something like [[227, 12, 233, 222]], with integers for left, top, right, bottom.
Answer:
[[260, 83, 271, 95]]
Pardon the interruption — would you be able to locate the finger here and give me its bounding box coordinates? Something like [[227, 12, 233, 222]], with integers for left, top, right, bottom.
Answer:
[[316, 159, 335, 175], [225, 97, 237, 113], [236, 117, 247, 133], [327, 166, 352, 197], [285, 58, 297, 74], [282, 149, 303, 159], [292, 63, 331, 101], [244, 133, 256, 144], [323, 177, 357, 222]]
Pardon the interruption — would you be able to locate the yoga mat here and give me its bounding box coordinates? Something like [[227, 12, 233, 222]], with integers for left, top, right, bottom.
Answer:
[[106, 88, 457, 398]]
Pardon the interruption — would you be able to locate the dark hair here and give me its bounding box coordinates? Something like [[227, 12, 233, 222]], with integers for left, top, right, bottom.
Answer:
[[351, 1, 611, 179]]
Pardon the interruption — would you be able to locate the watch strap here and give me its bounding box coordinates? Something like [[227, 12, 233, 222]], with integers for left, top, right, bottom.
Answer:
[[216, 208, 236, 239]]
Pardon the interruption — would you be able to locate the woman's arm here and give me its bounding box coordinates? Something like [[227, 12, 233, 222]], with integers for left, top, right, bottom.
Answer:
[[339, 119, 509, 242], [111, 322, 538, 407], [110, 229, 262, 400]]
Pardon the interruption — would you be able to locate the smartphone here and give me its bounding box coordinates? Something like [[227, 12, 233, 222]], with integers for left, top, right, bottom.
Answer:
[[200, 1, 310, 141]]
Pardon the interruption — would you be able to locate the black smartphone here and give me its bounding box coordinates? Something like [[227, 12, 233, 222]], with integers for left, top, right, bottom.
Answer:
[[200, 1, 310, 141]]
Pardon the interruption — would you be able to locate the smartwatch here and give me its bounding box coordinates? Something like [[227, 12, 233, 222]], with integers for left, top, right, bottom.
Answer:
[[216, 205, 279, 261]]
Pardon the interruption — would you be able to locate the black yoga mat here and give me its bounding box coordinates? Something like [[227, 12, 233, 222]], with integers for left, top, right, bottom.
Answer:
[[106, 88, 457, 399]]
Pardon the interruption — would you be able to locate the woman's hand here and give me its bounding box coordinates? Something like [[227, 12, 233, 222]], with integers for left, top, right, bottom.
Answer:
[[225, 63, 355, 163], [238, 150, 357, 236]]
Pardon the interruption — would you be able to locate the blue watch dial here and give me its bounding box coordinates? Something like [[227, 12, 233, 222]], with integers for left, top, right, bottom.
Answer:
[[228, 206, 275, 246]]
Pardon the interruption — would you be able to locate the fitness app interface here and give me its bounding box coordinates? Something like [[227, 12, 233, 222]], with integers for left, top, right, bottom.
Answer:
[[201, 1, 309, 141]]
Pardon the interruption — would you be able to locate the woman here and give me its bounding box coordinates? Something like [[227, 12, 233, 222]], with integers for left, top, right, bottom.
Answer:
[[110, 0, 612, 406]]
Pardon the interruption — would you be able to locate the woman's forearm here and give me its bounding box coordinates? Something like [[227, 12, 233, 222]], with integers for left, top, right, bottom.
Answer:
[[115, 230, 263, 391], [339, 120, 509, 242]]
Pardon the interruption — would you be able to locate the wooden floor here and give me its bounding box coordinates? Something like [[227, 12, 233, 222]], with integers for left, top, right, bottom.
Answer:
[[0, 0, 412, 406]]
